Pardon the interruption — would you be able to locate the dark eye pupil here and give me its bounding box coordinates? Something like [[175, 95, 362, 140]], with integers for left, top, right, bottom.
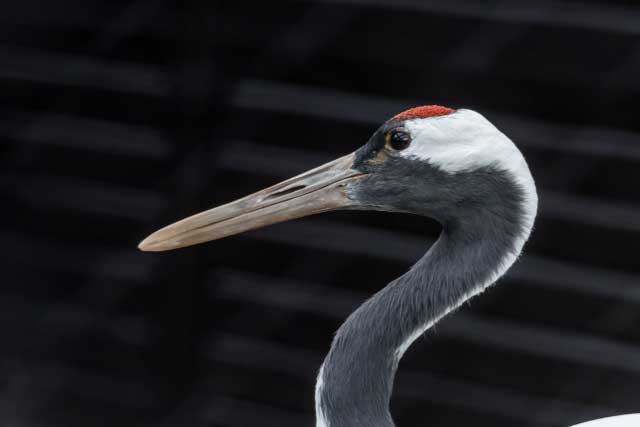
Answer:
[[389, 130, 411, 150]]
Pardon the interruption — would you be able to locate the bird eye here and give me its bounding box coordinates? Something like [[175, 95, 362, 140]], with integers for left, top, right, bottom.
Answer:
[[386, 129, 411, 151]]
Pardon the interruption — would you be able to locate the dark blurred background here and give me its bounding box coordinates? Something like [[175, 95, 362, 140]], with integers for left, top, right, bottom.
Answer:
[[2, 0, 640, 426]]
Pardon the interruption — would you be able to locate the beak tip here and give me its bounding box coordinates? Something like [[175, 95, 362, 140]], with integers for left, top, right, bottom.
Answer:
[[138, 233, 163, 252], [138, 238, 153, 252], [138, 230, 185, 252]]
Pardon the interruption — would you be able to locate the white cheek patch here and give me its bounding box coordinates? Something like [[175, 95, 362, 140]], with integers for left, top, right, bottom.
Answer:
[[402, 109, 518, 174]]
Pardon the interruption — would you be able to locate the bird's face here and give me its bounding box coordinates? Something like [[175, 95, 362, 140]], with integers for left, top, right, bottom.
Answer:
[[139, 106, 537, 252], [348, 107, 536, 224]]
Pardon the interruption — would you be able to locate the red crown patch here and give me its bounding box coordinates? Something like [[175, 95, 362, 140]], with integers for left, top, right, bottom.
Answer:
[[392, 105, 455, 121]]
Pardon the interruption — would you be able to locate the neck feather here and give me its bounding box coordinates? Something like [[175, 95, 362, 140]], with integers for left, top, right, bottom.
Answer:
[[315, 175, 535, 427]]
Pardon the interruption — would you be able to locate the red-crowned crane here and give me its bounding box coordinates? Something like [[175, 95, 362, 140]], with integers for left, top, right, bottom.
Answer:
[[139, 106, 638, 427]]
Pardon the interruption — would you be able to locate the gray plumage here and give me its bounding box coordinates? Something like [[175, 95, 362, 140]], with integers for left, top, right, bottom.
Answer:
[[317, 127, 529, 427]]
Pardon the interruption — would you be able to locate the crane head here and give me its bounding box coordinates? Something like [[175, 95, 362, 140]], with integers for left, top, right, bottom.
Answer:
[[139, 106, 537, 252]]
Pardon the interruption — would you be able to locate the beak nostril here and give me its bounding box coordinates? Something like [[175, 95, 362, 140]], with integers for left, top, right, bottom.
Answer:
[[264, 185, 307, 200]]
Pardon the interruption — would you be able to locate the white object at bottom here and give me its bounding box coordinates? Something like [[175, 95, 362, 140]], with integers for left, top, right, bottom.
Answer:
[[572, 414, 640, 427]]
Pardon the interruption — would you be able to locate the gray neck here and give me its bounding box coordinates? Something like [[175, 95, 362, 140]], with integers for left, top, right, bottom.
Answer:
[[315, 207, 530, 427]]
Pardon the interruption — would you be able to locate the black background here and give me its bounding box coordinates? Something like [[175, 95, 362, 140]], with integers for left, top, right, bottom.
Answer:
[[2, 1, 640, 426]]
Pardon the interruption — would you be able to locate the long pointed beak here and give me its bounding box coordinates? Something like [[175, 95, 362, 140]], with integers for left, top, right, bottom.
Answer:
[[138, 152, 364, 252]]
